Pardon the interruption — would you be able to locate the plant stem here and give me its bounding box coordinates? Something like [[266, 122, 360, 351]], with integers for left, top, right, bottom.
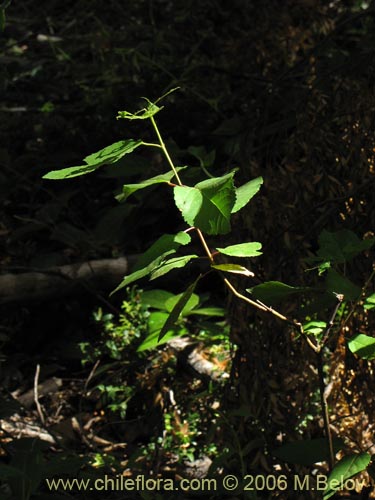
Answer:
[[150, 116, 183, 186], [317, 351, 335, 471], [151, 115, 318, 354]]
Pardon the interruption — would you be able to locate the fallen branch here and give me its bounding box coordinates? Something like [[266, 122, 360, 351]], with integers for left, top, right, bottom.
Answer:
[[0, 256, 136, 304]]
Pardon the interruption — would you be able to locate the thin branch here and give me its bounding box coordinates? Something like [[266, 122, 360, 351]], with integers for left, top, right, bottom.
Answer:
[[319, 294, 344, 350], [34, 364, 45, 425], [317, 352, 335, 471], [150, 116, 183, 185]]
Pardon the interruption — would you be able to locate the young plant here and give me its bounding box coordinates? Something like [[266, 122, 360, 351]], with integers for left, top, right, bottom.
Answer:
[[44, 90, 375, 497]]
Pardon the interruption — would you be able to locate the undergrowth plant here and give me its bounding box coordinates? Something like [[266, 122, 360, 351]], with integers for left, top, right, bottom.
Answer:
[[44, 89, 375, 499]]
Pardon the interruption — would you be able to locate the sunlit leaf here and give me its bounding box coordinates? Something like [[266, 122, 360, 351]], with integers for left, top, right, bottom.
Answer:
[[111, 232, 191, 294], [150, 255, 198, 280], [133, 232, 191, 272], [43, 140, 143, 179], [212, 263, 254, 277], [137, 312, 187, 351], [364, 293, 375, 310], [141, 289, 174, 310], [158, 277, 201, 341], [304, 321, 327, 337], [216, 242, 262, 257], [348, 333, 375, 360], [174, 172, 236, 235], [110, 255, 165, 295], [117, 101, 162, 120], [116, 167, 187, 202], [165, 293, 200, 314], [232, 176, 263, 213], [323, 453, 371, 499]]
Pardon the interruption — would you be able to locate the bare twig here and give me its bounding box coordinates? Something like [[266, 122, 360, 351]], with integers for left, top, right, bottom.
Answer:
[[34, 364, 45, 425]]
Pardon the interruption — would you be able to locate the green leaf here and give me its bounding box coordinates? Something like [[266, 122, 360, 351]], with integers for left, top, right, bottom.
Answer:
[[117, 100, 162, 120], [110, 254, 166, 294], [116, 167, 186, 202], [150, 255, 198, 280], [323, 453, 371, 500], [141, 289, 175, 310], [232, 176, 263, 213], [272, 438, 344, 466], [43, 139, 143, 179], [137, 312, 187, 351], [111, 232, 192, 295], [117, 89, 179, 121], [216, 242, 262, 257], [137, 327, 186, 351], [212, 263, 254, 277], [348, 333, 375, 360], [249, 281, 305, 305], [364, 293, 375, 310], [186, 307, 225, 317], [317, 229, 375, 264], [174, 172, 236, 235], [165, 293, 200, 314], [325, 269, 361, 301], [133, 232, 191, 272], [84, 139, 142, 166], [304, 321, 327, 337], [158, 277, 201, 342]]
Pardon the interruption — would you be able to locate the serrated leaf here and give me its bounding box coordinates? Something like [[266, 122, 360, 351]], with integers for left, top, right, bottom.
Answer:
[[323, 453, 371, 500], [272, 438, 344, 466], [158, 277, 201, 341], [232, 176, 263, 213], [150, 255, 198, 280], [348, 333, 375, 360], [212, 263, 254, 277], [84, 139, 143, 165], [43, 139, 142, 179], [174, 172, 236, 235], [133, 232, 191, 272], [216, 242, 262, 257], [325, 269, 361, 301], [116, 167, 186, 202], [249, 281, 305, 305]]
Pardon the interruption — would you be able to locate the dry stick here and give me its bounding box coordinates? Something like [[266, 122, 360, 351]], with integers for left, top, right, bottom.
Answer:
[[34, 364, 45, 425]]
